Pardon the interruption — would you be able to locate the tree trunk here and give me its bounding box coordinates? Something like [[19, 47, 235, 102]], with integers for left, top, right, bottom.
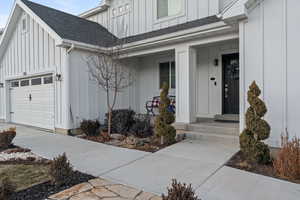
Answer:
[[108, 108, 112, 136]]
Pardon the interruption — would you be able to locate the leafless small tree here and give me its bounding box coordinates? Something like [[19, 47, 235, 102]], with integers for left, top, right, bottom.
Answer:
[[86, 35, 134, 136]]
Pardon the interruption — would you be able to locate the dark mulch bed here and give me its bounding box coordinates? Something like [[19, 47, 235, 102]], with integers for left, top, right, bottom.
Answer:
[[226, 151, 300, 184], [81, 135, 177, 153], [10, 171, 95, 200]]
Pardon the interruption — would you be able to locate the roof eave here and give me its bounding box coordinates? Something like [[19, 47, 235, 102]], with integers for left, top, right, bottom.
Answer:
[[79, 0, 111, 18]]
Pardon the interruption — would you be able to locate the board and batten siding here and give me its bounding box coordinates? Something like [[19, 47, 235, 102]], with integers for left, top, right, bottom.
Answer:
[[0, 11, 67, 129], [84, 0, 234, 38], [68, 50, 139, 127], [240, 0, 300, 147]]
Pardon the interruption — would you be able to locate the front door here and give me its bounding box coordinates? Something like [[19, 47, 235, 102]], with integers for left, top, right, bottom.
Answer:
[[222, 53, 239, 114]]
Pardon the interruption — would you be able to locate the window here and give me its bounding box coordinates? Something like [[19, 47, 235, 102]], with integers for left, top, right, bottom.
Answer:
[[20, 80, 29, 87], [159, 61, 175, 89], [157, 0, 183, 19], [22, 16, 28, 32], [43, 76, 53, 84], [11, 81, 19, 87], [125, 4, 130, 11], [31, 78, 41, 85]]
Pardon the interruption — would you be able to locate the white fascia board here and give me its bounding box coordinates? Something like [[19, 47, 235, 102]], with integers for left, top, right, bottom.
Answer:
[[79, 0, 111, 18], [245, 0, 264, 12], [220, 0, 248, 21]]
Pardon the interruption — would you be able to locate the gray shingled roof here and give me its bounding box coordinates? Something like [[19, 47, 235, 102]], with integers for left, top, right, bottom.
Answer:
[[121, 16, 221, 44], [21, 0, 221, 48], [21, 0, 118, 47]]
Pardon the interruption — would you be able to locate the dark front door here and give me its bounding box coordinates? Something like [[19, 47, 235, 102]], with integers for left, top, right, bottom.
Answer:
[[222, 53, 239, 114]]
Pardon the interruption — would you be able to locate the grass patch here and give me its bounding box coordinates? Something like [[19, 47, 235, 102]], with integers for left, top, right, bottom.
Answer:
[[0, 164, 51, 191]]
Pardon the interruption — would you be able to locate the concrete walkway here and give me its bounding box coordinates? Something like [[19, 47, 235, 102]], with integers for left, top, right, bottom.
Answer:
[[1, 123, 300, 200]]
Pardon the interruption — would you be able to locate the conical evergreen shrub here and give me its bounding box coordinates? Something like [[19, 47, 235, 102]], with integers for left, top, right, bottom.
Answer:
[[155, 82, 176, 145], [240, 81, 271, 164]]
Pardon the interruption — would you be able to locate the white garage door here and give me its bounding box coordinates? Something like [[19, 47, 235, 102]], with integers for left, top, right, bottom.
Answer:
[[10, 75, 54, 130]]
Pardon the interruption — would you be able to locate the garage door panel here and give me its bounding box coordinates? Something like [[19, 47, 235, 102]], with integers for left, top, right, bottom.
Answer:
[[10, 76, 54, 130]]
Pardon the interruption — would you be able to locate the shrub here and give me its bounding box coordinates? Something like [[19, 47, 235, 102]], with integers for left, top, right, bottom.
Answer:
[[49, 153, 74, 186], [130, 115, 153, 138], [80, 120, 100, 136], [273, 136, 300, 181], [162, 179, 200, 200], [105, 109, 135, 134], [0, 177, 16, 200], [0, 127, 16, 149], [240, 81, 271, 164], [155, 83, 176, 145]]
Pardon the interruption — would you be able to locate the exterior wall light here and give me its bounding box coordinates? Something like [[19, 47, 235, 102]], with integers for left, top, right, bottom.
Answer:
[[214, 59, 219, 67], [56, 74, 62, 81]]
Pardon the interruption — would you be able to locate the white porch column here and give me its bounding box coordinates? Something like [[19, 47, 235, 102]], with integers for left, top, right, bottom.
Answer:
[[175, 45, 197, 124]]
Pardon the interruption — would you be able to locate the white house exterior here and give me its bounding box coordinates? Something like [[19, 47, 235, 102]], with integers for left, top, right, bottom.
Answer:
[[0, 0, 299, 147]]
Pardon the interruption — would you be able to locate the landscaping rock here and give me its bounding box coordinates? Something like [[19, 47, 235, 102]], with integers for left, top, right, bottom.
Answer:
[[49, 183, 93, 200], [105, 185, 141, 199], [88, 178, 116, 188], [70, 191, 101, 200], [123, 136, 138, 146], [110, 134, 126, 141], [91, 187, 118, 198]]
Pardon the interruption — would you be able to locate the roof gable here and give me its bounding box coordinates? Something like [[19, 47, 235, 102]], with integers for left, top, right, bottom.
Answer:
[[21, 0, 117, 47]]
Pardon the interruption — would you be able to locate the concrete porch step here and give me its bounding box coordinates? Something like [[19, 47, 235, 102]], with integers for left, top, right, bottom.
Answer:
[[178, 131, 239, 146], [187, 123, 239, 136]]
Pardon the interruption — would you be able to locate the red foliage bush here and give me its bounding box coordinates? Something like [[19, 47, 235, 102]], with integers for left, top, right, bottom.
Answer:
[[0, 128, 16, 149], [273, 136, 300, 181]]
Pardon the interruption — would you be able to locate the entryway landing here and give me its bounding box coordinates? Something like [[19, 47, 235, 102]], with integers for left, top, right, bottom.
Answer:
[[183, 118, 240, 144]]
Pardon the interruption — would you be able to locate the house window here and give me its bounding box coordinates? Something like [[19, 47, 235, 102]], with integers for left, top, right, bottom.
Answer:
[[157, 0, 183, 19], [159, 61, 175, 89], [22, 16, 28, 33]]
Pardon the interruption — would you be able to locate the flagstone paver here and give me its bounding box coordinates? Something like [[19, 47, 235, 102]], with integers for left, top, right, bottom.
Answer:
[[48, 178, 162, 200], [49, 183, 93, 200]]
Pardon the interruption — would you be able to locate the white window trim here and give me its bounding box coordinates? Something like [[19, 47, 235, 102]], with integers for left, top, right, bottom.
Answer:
[[21, 14, 29, 34], [154, 0, 186, 24]]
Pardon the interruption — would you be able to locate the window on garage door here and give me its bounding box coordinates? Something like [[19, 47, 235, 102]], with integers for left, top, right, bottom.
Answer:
[[31, 78, 42, 85], [20, 80, 29, 87], [11, 81, 19, 87], [43, 76, 53, 84]]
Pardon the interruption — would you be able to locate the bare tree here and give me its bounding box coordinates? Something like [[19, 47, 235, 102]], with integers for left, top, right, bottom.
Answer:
[[86, 40, 134, 136]]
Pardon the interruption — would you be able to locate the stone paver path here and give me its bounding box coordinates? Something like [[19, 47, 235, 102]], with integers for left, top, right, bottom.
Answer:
[[48, 178, 161, 200]]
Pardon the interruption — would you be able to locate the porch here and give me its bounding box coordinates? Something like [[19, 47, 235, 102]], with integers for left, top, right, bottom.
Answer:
[[127, 38, 240, 131]]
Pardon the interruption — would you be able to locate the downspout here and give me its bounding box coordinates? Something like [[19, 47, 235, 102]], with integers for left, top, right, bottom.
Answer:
[[64, 44, 75, 132]]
